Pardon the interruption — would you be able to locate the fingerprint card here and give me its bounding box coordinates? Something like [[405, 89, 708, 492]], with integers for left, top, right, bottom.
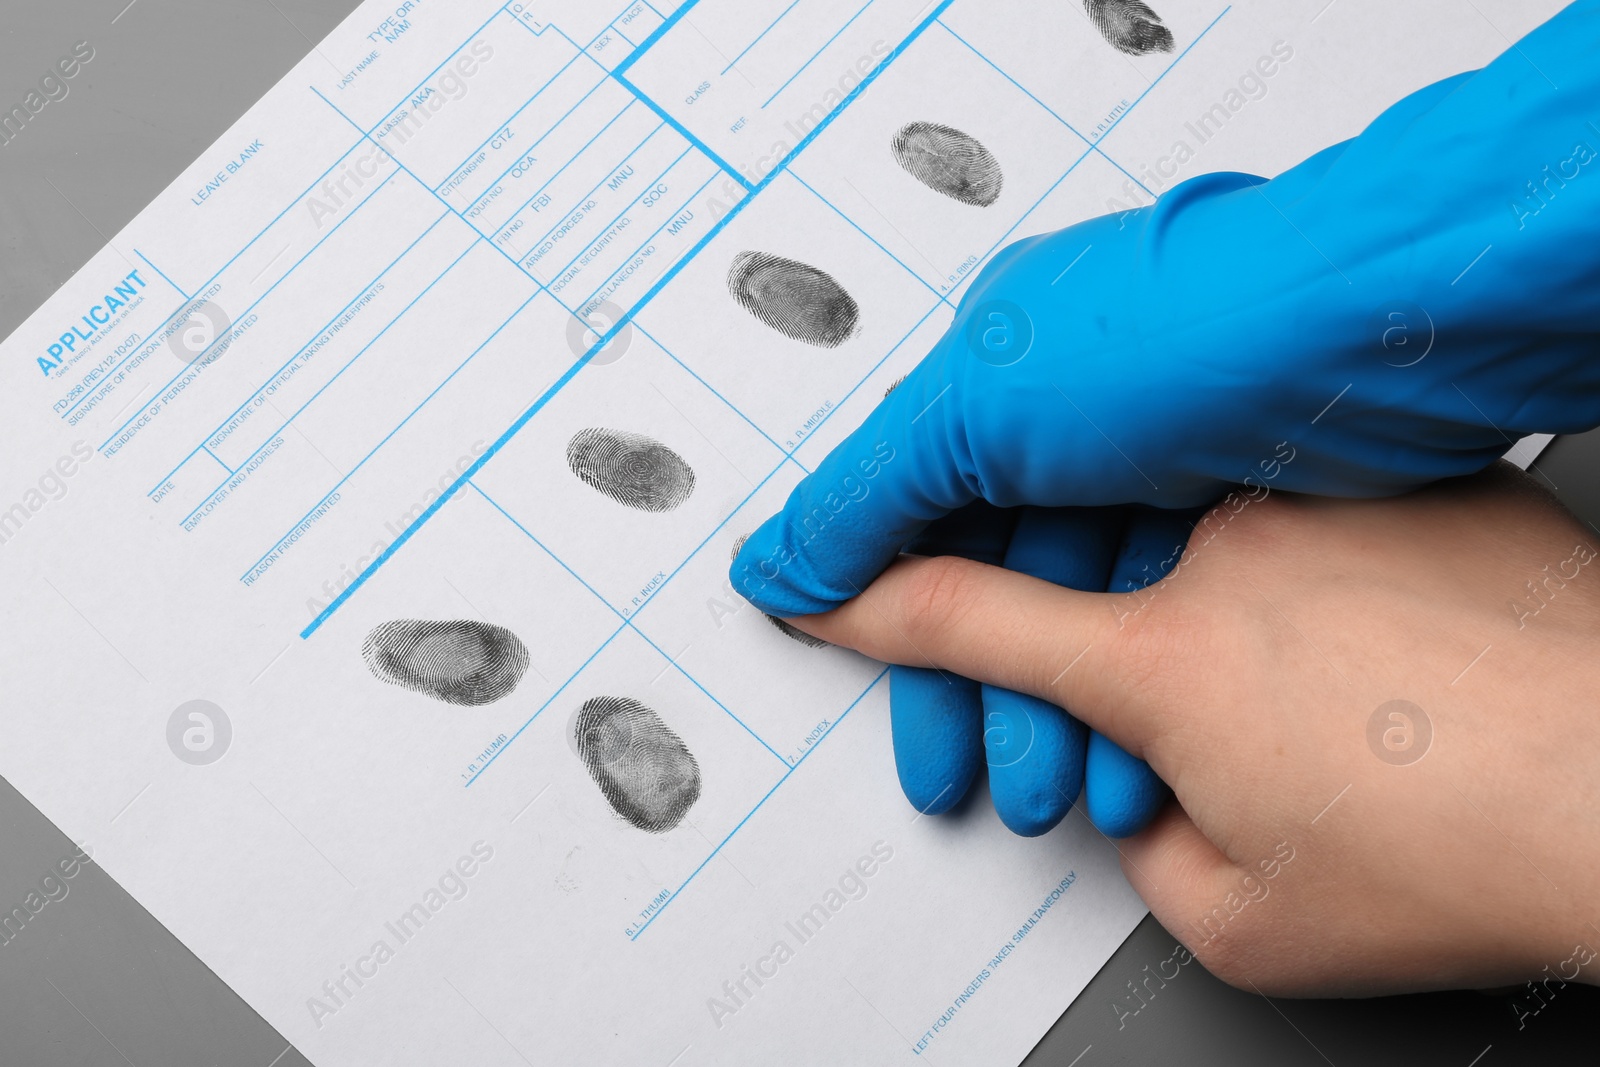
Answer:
[[0, 1, 1562, 1065]]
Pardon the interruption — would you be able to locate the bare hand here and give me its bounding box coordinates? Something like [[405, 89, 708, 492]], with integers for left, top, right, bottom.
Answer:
[[786, 465, 1600, 995]]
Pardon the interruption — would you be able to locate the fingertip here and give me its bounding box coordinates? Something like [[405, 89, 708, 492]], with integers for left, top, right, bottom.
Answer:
[[1084, 730, 1168, 838], [982, 684, 1086, 837], [890, 665, 983, 816], [728, 513, 852, 617]]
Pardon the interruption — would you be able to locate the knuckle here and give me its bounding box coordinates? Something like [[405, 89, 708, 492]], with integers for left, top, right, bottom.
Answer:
[[898, 555, 985, 642]]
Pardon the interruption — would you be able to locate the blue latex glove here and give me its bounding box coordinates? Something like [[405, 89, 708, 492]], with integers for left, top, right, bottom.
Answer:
[[735, 0, 1600, 835]]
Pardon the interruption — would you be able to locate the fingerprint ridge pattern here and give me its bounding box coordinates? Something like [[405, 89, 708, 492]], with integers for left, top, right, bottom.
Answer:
[[1084, 0, 1174, 56], [362, 619, 530, 706], [566, 428, 696, 512], [891, 122, 1004, 207], [575, 696, 702, 832], [726, 251, 861, 348]]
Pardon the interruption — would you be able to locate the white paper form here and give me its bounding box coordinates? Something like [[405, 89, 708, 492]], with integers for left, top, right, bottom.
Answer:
[[0, 1, 1566, 1064]]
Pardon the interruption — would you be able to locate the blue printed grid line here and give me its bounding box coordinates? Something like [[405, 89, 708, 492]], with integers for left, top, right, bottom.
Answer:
[[89, 166, 406, 436], [776, 283, 953, 452], [456, 11, 669, 210], [311, 86, 561, 289], [512, 119, 668, 270], [545, 142, 696, 281], [133, 249, 189, 301], [611, 0, 705, 77], [935, 7, 1233, 296], [282, 0, 1224, 946], [572, 169, 722, 312], [75, 0, 650, 433], [185, 231, 481, 530], [487, 102, 651, 239], [316, 78, 704, 314], [786, 170, 956, 306], [934, 19, 1153, 197], [721, 0, 803, 74], [300, 0, 965, 640], [241, 286, 543, 580], [1090, 5, 1233, 146], [629, 668, 888, 939], [631, 321, 791, 458], [456, 453, 793, 788], [759, 0, 879, 109], [461, 77, 623, 213], [611, 18, 641, 48], [456, 292, 925, 935], [390, 0, 889, 934], [462, 613, 634, 787], [99, 168, 410, 450], [434, 43, 598, 195], [78, 0, 540, 426], [116, 0, 1224, 630], [69, 140, 413, 423], [612, 70, 757, 192], [296, 0, 1231, 794], [451, 290, 948, 937], [528, 18, 756, 193], [466, 482, 791, 769], [626, 14, 1229, 941], [456, 285, 950, 787], [367, 4, 525, 141], [469, 477, 894, 944], [149, 210, 455, 498]]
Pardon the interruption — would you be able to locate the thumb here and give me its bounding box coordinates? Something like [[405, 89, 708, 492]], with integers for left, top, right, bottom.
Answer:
[[1118, 802, 1244, 956], [783, 553, 1173, 760]]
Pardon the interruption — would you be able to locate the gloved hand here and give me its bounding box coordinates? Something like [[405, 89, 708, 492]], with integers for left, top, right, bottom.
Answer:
[[733, 0, 1600, 836]]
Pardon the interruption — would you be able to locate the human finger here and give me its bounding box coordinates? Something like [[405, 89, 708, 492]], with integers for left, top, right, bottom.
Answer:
[[982, 506, 1122, 836], [1083, 505, 1205, 836], [887, 503, 1016, 816]]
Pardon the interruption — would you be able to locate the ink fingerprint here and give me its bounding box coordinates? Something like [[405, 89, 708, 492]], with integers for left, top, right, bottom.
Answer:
[[891, 122, 1004, 207], [731, 535, 828, 648], [727, 251, 860, 348], [566, 428, 696, 512], [574, 696, 701, 832], [1084, 0, 1174, 55], [883, 374, 907, 398], [362, 619, 529, 706]]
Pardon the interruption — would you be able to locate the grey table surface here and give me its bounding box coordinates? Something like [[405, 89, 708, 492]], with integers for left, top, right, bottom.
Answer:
[[1, 2, 1595, 1064]]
